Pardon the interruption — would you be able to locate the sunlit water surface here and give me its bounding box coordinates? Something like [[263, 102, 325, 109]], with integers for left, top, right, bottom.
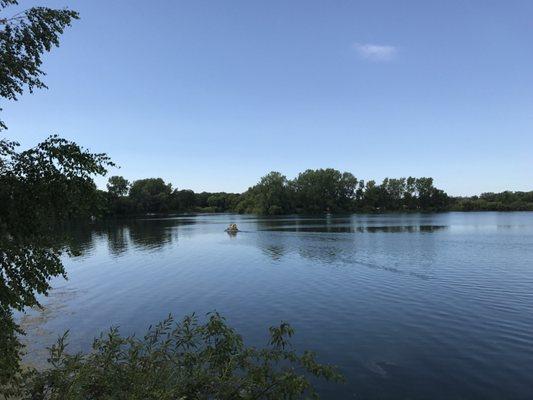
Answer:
[[20, 212, 533, 399]]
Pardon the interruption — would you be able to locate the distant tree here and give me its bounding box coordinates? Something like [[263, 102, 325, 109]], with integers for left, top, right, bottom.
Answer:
[[173, 189, 196, 211], [427, 187, 449, 210], [241, 171, 292, 215], [207, 193, 224, 210], [359, 180, 379, 210], [105, 176, 132, 215], [195, 191, 211, 208], [355, 179, 365, 202], [403, 177, 417, 209], [225, 193, 242, 211], [387, 178, 407, 209], [129, 178, 172, 213], [415, 177, 449, 210], [337, 172, 360, 210], [107, 175, 130, 197], [292, 169, 358, 213], [415, 177, 434, 209]]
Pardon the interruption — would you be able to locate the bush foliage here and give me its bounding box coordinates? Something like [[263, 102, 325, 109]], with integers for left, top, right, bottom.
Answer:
[[20, 313, 342, 400]]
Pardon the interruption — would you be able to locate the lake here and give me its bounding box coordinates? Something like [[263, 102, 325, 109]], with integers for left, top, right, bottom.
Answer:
[[21, 212, 533, 399]]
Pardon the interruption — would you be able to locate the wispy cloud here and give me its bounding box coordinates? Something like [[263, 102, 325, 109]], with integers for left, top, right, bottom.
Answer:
[[352, 43, 397, 62]]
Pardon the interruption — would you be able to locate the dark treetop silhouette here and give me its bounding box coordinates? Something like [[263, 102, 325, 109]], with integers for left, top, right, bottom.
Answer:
[[103, 171, 533, 216]]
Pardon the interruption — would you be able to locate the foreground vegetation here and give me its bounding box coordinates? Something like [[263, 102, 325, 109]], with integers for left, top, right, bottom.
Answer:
[[104, 173, 533, 216], [20, 314, 341, 399], [0, 2, 339, 398]]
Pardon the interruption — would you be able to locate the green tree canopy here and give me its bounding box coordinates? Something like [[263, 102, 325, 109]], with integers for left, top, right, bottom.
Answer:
[[107, 175, 130, 197], [292, 169, 358, 213], [129, 178, 173, 213], [172, 188, 196, 210], [244, 171, 291, 215], [0, 0, 78, 130]]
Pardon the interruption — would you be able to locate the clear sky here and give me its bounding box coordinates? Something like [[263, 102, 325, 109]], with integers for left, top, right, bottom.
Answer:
[[3, 0, 532, 195]]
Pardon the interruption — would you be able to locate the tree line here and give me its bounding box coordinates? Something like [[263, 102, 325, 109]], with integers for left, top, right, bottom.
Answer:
[[451, 191, 533, 211], [103, 170, 533, 215], [105, 176, 242, 214]]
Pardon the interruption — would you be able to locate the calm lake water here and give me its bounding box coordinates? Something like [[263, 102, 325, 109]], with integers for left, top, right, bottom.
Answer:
[[21, 212, 533, 399]]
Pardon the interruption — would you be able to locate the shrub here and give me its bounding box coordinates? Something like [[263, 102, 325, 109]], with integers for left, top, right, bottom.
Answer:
[[20, 313, 342, 399]]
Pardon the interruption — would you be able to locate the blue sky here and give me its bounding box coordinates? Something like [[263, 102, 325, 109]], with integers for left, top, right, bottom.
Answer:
[[3, 0, 532, 195]]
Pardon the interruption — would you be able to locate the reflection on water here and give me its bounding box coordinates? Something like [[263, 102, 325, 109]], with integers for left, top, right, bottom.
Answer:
[[59, 217, 200, 256], [225, 230, 238, 238], [21, 212, 533, 400], [255, 215, 450, 234], [261, 225, 447, 233]]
